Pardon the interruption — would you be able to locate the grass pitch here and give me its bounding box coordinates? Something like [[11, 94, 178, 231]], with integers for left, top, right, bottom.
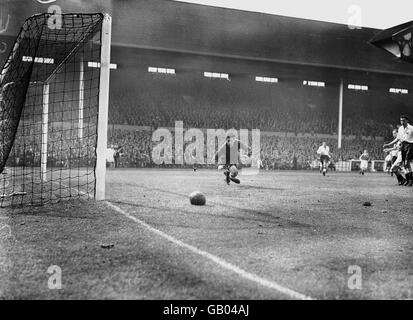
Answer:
[[1, 169, 412, 299]]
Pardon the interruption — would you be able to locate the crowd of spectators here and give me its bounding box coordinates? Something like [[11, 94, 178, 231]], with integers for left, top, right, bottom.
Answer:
[[7, 125, 386, 171], [259, 136, 383, 170], [101, 73, 399, 170], [6, 122, 388, 172], [108, 72, 409, 138], [6, 72, 407, 171], [106, 128, 385, 170], [8, 126, 96, 168], [108, 129, 152, 168]]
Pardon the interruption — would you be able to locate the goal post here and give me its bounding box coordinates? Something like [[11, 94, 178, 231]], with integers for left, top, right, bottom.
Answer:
[[0, 13, 112, 207], [78, 56, 84, 142], [96, 13, 111, 201], [41, 82, 49, 183]]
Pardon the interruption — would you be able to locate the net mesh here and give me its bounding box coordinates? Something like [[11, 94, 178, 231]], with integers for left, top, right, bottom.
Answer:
[[0, 13, 104, 207]]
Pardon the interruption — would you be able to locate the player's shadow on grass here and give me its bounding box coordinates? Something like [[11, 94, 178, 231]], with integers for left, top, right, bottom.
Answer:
[[110, 198, 315, 231], [109, 198, 285, 229], [109, 185, 306, 229], [237, 185, 286, 191]]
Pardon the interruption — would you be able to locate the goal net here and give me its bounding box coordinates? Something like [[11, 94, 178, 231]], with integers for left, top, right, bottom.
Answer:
[[0, 13, 111, 207]]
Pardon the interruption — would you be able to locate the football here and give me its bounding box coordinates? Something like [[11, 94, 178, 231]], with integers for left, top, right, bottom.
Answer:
[[229, 165, 238, 177], [189, 191, 206, 206]]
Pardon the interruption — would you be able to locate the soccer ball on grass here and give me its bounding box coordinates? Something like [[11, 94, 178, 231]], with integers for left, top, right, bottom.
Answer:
[[189, 191, 206, 206]]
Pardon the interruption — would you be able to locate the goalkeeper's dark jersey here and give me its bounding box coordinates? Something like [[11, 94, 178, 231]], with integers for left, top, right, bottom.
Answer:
[[217, 140, 243, 165]]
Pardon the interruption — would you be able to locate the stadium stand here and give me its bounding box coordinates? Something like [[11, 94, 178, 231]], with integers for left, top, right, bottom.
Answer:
[[100, 66, 398, 170], [6, 66, 400, 171], [108, 69, 407, 137], [105, 128, 384, 170], [4, 1, 411, 172]]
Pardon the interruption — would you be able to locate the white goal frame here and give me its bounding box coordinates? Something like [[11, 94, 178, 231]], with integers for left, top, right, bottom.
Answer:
[[37, 13, 112, 201], [95, 13, 112, 201]]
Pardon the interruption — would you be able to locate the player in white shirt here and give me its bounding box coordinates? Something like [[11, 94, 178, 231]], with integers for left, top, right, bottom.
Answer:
[[106, 145, 116, 168], [383, 116, 413, 186], [316, 142, 330, 176], [385, 141, 406, 185], [384, 129, 398, 176], [359, 150, 369, 175], [384, 152, 392, 175]]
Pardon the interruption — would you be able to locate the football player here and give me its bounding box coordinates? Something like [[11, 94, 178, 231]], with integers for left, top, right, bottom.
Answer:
[[213, 134, 252, 185], [316, 142, 330, 176], [383, 116, 413, 186], [359, 150, 369, 175]]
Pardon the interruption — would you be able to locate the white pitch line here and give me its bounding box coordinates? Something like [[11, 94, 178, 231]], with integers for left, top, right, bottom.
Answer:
[[105, 200, 314, 300]]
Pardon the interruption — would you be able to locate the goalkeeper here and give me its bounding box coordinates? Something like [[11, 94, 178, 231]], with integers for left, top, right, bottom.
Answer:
[[213, 134, 261, 185]]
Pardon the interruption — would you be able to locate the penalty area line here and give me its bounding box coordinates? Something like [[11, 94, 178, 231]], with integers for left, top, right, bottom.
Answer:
[[105, 200, 314, 300]]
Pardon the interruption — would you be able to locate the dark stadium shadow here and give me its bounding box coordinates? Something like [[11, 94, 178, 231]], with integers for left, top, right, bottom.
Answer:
[[218, 202, 314, 229], [109, 198, 290, 229], [108, 185, 312, 229], [110, 198, 315, 231], [137, 186, 285, 218]]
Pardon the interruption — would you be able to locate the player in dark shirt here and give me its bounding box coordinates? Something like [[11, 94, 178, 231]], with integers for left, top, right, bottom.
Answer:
[[214, 135, 251, 185]]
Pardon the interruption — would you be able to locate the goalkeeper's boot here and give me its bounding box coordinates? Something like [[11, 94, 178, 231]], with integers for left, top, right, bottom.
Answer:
[[224, 171, 230, 185], [404, 173, 411, 186], [229, 175, 240, 184], [408, 173, 413, 186], [396, 174, 405, 185]]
